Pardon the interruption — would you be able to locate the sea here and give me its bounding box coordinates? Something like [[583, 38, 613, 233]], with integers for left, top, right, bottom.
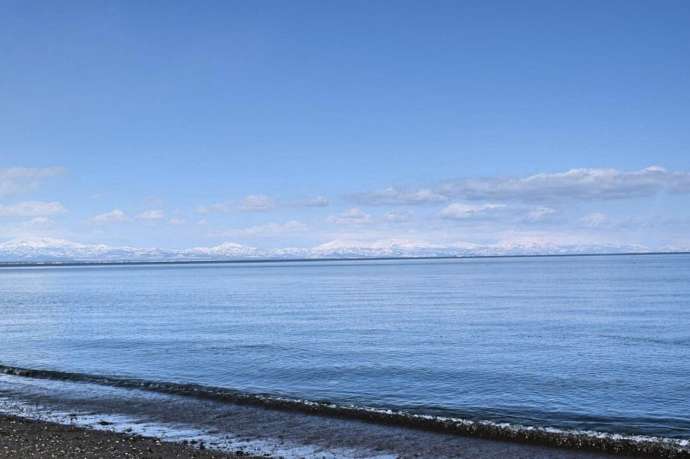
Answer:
[[1, 254, 689, 457]]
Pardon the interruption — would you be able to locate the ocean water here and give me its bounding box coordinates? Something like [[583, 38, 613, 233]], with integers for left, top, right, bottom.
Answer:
[[1, 255, 689, 454]]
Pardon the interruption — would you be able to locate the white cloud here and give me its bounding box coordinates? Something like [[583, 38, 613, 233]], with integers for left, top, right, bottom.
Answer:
[[196, 202, 231, 214], [328, 208, 371, 225], [168, 217, 186, 225], [198, 195, 276, 214], [90, 209, 129, 224], [440, 202, 506, 220], [356, 166, 690, 205], [215, 220, 308, 238], [26, 217, 54, 226], [439, 166, 690, 201], [0, 166, 65, 197], [136, 209, 166, 221], [384, 210, 413, 222], [0, 201, 66, 217], [352, 187, 447, 205], [302, 196, 330, 207], [240, 194, 274, 211], [580, 212, 609, 228], [526, 206, 556, 222]]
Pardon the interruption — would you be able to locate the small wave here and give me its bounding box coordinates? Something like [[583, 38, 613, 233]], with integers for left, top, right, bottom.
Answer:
[[1, 364, 688, 458], [601, 334, 690, 347]]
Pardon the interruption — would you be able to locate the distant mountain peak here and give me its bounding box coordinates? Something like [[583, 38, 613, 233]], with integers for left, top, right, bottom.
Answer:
[[0, 236, 654, 263]]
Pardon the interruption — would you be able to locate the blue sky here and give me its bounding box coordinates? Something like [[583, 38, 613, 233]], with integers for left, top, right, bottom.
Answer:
[[2, 1, 690, 255]]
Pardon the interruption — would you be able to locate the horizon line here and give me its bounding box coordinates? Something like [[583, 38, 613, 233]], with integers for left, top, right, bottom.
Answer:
[[1, 250, 689, 269]]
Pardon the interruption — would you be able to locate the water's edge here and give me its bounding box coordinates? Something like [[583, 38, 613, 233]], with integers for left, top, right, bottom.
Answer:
[[1, 364, 687, 458]]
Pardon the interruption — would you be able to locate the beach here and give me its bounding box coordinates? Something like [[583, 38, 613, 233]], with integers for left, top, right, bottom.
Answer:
[[0, 414, 247, 458], [0, 412, 661, 459]]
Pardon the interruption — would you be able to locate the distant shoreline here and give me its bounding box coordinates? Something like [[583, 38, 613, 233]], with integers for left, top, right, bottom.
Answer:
[[0, 250, 688, 269]]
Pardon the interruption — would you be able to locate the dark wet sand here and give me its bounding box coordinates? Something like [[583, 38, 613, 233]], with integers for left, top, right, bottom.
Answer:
[[0, 413, 653, 459], [0, 414, 251, 458]]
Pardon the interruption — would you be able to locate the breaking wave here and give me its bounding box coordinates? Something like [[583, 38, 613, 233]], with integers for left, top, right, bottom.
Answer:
[[1, 364, 688, 458]]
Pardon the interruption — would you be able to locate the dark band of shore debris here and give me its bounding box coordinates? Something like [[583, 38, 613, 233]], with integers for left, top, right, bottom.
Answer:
[[1, 364, 688, 459]]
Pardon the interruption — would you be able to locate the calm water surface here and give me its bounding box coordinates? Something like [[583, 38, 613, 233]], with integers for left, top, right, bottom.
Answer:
[[1, 255, 689, 439]]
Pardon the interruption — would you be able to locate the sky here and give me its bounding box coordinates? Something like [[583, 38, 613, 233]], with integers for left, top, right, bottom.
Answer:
[[2, 0, 690, 255]]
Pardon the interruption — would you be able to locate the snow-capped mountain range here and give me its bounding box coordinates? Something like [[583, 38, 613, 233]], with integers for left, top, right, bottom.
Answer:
[[0, 237, 655, 263]]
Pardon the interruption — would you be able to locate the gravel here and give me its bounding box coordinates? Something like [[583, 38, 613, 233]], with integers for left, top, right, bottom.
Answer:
[[0, 414, 256, 458]]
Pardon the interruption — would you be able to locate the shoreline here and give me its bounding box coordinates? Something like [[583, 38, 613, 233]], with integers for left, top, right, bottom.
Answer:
[[2, 364, 689, 458], [1, 250, 689, 269], [0, 412, 649, 459], [0, 414, 250, 458]]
